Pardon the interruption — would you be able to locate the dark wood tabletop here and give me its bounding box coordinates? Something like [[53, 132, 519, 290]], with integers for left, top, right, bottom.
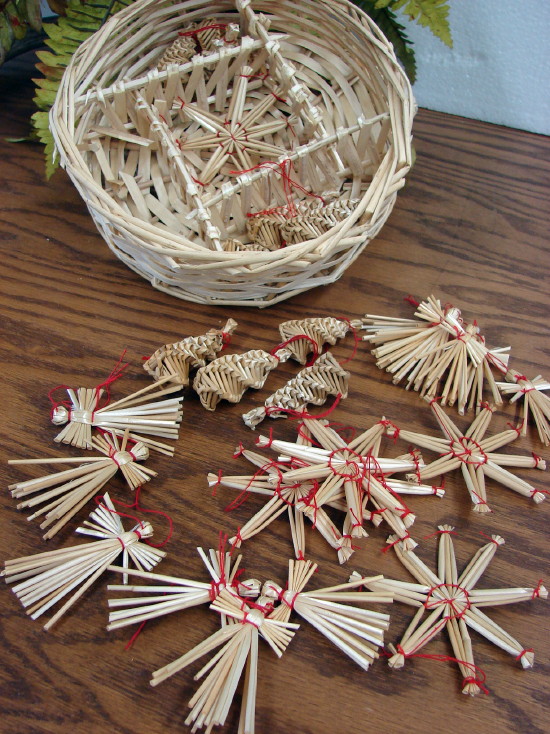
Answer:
[[1, 53, 549, 734]]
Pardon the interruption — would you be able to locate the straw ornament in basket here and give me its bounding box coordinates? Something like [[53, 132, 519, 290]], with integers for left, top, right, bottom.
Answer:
[[50, 0, 414, 306], [2, 493, 166, 630], [387, 399, 547, 513], [361, 295, 510, 414], [357, 526, 547, 696], [8, 430, 156, 539]]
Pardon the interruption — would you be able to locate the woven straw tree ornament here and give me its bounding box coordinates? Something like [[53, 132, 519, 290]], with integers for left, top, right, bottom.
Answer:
[[107, 542, 260, 632], [387, 399, 547, 513], [361, 295, 510, 414], [150, 588, 299, 733], [9, 430, 156, 539], [242, 352, 350, 428], [358, 527, 547, 695], [263, 559, 393, 671], [142, 318, 238, 386], [496, 368, 550, 445], [2, 493, 166, 630], [50, 0, 414, 306]]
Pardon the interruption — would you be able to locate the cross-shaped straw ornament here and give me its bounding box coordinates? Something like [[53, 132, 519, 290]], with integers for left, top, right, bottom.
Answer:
[[262, 559, 393, 671], [107, 540, 261, 633], [2, 493, 166, 630], [386, 398, 547, 512], [360, 295, 510, 414], [149, 587, 299, 734], [355, 526, 547, 696], [142, 319, 238, 386], [9, 430, 156, 539], [212, 418, 443, 562], [496, 368, 550, 445]]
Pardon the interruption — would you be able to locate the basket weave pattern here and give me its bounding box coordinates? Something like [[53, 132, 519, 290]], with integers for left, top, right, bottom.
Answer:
[[51, 0, 414, 306]]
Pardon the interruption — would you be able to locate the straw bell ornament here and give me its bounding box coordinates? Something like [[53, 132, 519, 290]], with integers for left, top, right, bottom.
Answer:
[[2, 493, 166, 630]]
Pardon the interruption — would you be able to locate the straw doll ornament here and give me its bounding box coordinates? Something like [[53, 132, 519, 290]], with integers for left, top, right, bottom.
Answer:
[[107, 541, 261, 633], [142, 318, 238, 386], [355, 526, 547, 695], [192, 349, 281, 410], [262, 559, 393, 671], [149, 587, 299, 734], [49, 358, 184, 455], [496, 368, 550, 445], [385, 398, 547, 513], [242, 352, 350, 429], [2, 493, 166, 631], [9, 430, 156, 539], [360, 295, 510, 414]]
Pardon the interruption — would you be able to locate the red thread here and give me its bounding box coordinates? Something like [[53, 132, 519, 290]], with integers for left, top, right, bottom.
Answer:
[[479, 531, 500, 546], [424, 583, 471, 620], [328, 447, 366, 482], [506, 421, 523, 437], [95, 487, 173, 548], [337, 317, 359, 365], [394, 647, 489, 695], [224, 460, 285, 512], [233, 442, 245, 458], [178, 23, 227, 52], [423, 528, 456, 540], [446, 437, 488, 467], [515, 648, 534, 661], [270, 91, 287, 104], [404, 295, 420, 307], [117, 537, 126, 550], [221, 331, 232, 350], [532, 580, 544, 599], [212, 470, 223, 497], [265, 393, 343, 422], [382, 534, 411, 553], [532, 452, 543, 466], [270, 334, 320, 366], [125, 620, 147, 651], [378, 419, 400, 443], [256, 427, 274, 449]]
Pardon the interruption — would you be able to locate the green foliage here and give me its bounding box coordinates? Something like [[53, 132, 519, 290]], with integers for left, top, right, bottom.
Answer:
[[32, 0, 130, 178], [374, 0, 452, 47], [0, 0, 43, 64]]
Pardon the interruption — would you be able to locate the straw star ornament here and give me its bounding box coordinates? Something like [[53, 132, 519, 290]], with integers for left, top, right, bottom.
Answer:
[[388, 399, 547, 512], [496, 368, 550, 445], [358, 526, 546, 696]]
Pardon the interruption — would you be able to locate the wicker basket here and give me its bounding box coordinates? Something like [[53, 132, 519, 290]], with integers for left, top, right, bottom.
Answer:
[[51, 0, 415, 307]]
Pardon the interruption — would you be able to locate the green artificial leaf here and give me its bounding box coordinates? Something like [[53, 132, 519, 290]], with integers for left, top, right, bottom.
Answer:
[[391, 0, 452, 47], [354, 0, 417, 83], [31, 0, 132, 177]]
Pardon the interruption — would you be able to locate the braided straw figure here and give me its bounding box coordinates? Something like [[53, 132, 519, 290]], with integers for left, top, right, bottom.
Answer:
[[360, 295, 510, 414], [157, 18, 229, 71], [9, 430, 156, 539], [2, 493, 166, 631], [150, 588, 299, 734], [242, 352, 349, 429], [221, 239, 270, 252], [358, 527, 547, 696], [51, 376, 184, 455], [387, 398, 547, 513], [143, 318, 237, 386], [193, 349, 279, 411], [277, 317, 351, 364], [263, 559, 392, 671], [107, 542, 260, 632], [280, 198, 360, 244], [496, 368, 550, 445]]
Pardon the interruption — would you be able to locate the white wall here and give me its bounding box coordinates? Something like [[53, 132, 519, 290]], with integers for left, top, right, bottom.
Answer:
[[399, 0, 550, 135]]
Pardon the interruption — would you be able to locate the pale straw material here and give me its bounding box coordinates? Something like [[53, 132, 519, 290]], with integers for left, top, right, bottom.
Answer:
[[50, 0, 414, 306]]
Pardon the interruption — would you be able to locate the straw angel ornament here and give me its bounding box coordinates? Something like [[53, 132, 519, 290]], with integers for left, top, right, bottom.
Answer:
[[360, 295, 510, 414], [143, 318, 237, 386], [263, 559, 393, 671], [387, 398, 547, 512], [150, 588, 299, 733], [2, 493, 166, 630], [107, 541, 261, 633], [496, 368, 550, 445], [50, 370, 184, 455], [242, 352, 350, 428], [9, 430, 156, 539], [357, 526, 547, 695]]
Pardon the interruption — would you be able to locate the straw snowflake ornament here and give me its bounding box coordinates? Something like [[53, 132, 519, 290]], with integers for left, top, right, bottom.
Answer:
[[360, 295, 510, 414], [192, 349, 280, 410], [496, 368, 550, 445], [242, 352, 350, 428], [150, 587, 299, 734], [387, 399, 547, 512], [263, 559, 393, 671], [107, 542, 261, 633], [9, 430, 156, 539], [2, 493, 166, 630], [50, 373, 184, 455], [357, 526, 546, 696], [143, 318, 238, 386], [213, 418, 443, 562]]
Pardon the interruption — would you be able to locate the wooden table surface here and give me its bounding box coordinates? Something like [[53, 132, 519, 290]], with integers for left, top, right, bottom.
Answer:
[[1, 53, 549, 734]]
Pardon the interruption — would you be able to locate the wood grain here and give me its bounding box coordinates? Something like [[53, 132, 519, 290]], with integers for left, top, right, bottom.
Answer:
[[0, 52, 548, 734]]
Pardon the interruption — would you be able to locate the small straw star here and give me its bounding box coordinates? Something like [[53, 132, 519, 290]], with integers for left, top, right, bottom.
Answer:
[[496, 368, 550, 445]]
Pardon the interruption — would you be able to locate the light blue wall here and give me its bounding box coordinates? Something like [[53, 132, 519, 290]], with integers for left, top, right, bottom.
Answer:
[[400, 0, 550, 135]]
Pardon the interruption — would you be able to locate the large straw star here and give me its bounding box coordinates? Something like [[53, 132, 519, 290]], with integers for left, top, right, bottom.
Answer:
[[360, 526, 547, 696], [387, 399, 547, 512]]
